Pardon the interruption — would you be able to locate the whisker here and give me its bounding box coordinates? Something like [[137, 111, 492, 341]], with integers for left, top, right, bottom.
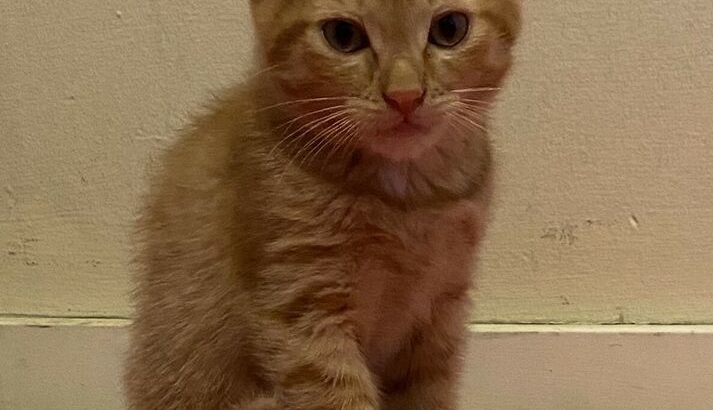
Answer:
[[292, 135, 327, 167], [446, 112, 469, 130], [448, 110, 488, 134], [322, 124, 359, 171], [313, 118, 354, 169], [276, 131, 323, 184], [299, 118, 353, 167], [336, 124, 360, 160], [282, 112, 352, 168], [275, 114, 349, 183], [458, 110, 492, 125], [327, 122, 357, 160], [453, 111, 488, 134], [273, 105, 348, 133], [268, 110, 354, 158], [308, 120, 357, 169], [317, 124, 358, 174], [457, 98, 495, 107], [341, 126, 364, 169], [450, 87, 502, 94], [252, 96, 356, 113], [445, 113, 470, 140], [451, 102, 492, 120], [283, 110, 353, 143], [239, 64, 281, 83], [452, 100, 492, 113]]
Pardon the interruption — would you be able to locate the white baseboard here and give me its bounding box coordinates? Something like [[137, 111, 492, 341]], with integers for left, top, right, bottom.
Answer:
[[0, 322, 128, 410], [2, 322, 712, 410], [462, 324, 713, 410]]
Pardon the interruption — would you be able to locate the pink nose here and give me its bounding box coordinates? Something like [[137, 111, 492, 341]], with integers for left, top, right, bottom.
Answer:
[[383, 90, 425, 116]]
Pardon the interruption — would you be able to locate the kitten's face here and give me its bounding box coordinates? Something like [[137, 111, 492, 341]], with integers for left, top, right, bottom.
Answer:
[[252, 0, 520, 162]]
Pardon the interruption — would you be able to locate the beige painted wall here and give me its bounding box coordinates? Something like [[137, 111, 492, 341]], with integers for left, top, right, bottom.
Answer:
[[2, 1, 712, 325]]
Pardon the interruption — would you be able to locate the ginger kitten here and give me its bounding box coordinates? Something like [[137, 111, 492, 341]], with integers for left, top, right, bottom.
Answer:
[[125, 0, 521, 409]]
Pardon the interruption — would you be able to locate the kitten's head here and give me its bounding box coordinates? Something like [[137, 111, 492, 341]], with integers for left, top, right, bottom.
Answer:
[[251, 0, 520, 162]]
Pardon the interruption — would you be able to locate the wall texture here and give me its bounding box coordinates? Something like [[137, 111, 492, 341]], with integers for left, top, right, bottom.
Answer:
[[2, 0, 712, 326]]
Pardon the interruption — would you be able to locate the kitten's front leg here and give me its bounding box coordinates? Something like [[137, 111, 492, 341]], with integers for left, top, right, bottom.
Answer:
[[382, 290, 470, 410], [256, 268, 380, 410], [278, 333, 379, 410]]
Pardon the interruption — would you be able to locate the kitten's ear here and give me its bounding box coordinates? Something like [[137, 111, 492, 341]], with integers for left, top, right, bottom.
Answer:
[[502, 0, 523, 42], [249, 0, 274, 46], [249, 0, 278, 34], [509, 0, 523, 41], [249, 0, 277, 16], [249, 0, 267, 9]]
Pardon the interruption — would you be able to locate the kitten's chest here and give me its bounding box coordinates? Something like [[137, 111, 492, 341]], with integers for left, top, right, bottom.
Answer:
[[348, 200, 484, 373]]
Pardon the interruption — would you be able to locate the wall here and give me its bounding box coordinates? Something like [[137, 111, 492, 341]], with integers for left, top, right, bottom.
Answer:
[[1, 0, 254, 319], [2, 1, 713, 408], [481, 1, 713, 324], [3, 0, 712, 325]]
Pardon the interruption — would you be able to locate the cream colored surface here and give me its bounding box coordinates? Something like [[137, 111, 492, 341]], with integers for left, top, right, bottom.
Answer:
[[0, 325, 129, 410], [0, 0, 254, 319], [1, 1, 712, 324], [3, 324, 713, 410]]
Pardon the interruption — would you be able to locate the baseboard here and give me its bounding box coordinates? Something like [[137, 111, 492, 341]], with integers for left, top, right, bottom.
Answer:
[[2, 322, 712, 410]]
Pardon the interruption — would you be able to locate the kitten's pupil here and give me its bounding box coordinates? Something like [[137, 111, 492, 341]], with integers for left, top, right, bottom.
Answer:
[[439, 15, 458, 41], [335, 21, 355, 49]]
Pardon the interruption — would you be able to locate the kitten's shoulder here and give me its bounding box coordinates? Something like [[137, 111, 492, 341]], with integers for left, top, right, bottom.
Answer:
[[162, 85, 258, 182], [139, 84, 262, 231]]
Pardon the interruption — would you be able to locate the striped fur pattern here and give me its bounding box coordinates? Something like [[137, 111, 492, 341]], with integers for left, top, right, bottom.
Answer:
[[125, 0, 520, 409]]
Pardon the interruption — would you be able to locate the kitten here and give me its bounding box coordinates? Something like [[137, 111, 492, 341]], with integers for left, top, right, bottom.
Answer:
[[124, 1, 520, 409]]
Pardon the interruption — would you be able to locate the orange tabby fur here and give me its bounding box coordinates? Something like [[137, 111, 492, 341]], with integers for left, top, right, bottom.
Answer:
[[125, 0, 520, 409]]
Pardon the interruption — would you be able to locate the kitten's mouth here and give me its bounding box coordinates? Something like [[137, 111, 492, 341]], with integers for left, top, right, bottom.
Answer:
[[388, 119, 428, 137], [364, 114, 446, 161]]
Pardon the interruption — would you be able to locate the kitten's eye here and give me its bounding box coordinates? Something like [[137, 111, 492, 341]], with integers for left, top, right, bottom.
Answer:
[[429, 12, 469, 48], [322, 19, 369, 53]]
